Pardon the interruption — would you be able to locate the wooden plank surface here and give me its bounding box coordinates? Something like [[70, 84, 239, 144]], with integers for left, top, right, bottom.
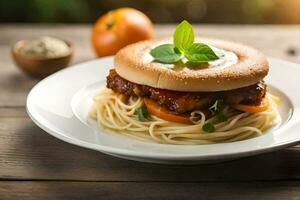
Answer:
[[1, 109, 300, 182], [1, 181, 300, 200], [1, 24, 300, 198]]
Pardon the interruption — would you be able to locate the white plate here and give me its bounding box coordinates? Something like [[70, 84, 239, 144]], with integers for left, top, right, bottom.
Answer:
[[27, 56, 300, 164]]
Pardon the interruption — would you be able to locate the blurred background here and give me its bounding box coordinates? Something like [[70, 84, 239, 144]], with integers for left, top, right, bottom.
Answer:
[[1, 0, 300, 24]]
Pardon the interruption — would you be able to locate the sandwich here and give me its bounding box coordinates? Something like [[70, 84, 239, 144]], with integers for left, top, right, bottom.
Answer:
[[90, 21, 279, 144]]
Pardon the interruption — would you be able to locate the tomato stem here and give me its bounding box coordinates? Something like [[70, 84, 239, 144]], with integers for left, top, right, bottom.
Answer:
[[106, 21, 114, 30]]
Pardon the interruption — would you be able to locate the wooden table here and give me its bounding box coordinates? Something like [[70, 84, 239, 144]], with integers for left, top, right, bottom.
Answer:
[[1, 24, 300, 199]]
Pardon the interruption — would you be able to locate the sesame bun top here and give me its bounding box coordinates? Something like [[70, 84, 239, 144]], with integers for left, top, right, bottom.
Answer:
[[114, 38, 269, 92]]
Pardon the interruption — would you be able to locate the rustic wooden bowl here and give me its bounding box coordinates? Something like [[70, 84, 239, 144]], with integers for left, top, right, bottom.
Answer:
[[11, 39, 74, 79]]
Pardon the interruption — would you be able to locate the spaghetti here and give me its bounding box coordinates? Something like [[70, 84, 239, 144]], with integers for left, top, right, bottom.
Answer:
[[89, 89, 280, 145]]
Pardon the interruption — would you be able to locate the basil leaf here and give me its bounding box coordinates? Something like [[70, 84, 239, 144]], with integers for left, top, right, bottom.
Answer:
[[135, 107, 149, 121], [216, 111, 227, 122], [150, 44, 182, 64], [185, 43, 219, 63], [202, 122, 215, 133], [173, 20, 194, 53]]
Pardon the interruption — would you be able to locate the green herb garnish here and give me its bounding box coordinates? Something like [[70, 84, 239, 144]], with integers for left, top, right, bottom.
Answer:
[[202, 122, 215, 133], [173, 20, 194, 53], [150, 20, 220, 64], [135, 107, 149, 121], [209, 99, 223, 114], [149, 44, 181, 64], [216, 111, 227, 122], [209, 100, 227, 122], [185, 43, 219, 63]]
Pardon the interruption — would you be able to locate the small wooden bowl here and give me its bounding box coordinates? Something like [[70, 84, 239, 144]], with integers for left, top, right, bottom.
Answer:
[[12, 39, 74, 79]]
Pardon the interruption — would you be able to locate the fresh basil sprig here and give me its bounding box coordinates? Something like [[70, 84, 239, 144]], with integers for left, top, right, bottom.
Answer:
[[150, 20, 220, 64]]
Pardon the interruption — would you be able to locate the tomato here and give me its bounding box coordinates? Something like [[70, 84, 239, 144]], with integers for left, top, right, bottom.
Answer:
[[91, 8, 154, 57], [144, 98, 193, 124], [232, 98, 269, 113]]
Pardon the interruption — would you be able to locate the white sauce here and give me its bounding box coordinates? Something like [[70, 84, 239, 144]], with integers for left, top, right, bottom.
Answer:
[[18, 36, 70, 58], [142, 45, 238, 70]]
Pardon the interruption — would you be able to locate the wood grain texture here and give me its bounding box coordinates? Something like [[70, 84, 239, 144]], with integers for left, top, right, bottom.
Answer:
[[1, 24, 300, 198], [1, 181, 300, 200], [0, 108, 300, 182]]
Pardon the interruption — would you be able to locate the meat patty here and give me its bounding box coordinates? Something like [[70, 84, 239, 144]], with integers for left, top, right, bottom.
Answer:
[[107, 69, 267, 114]]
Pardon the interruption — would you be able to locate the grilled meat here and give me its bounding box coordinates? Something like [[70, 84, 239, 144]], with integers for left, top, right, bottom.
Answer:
[[107, 69, 266, 114]]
